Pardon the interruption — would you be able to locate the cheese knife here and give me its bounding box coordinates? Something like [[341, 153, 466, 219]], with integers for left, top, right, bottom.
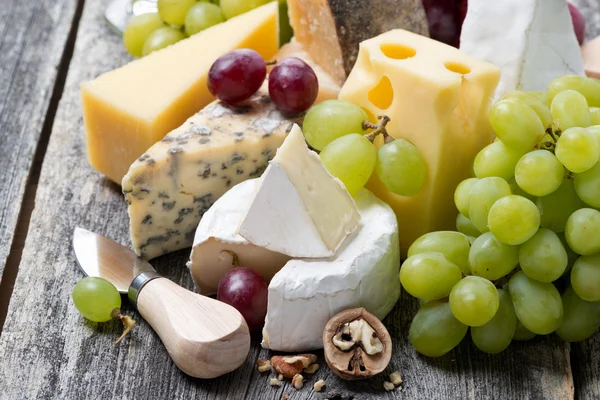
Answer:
[[72, 227, 250, 378]]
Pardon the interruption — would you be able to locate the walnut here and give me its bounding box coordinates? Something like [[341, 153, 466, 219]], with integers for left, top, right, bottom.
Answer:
[[384, 381, 395, 391], [323, 308, 392, 380], [271, 354, 317, 378], [390, 371, 403, 387], [303, 364, 320, 374], [269, 378, 281, 387], [292, 374, 304, 390], [256, 359, 271, 373], [313, 380, 326, 392]]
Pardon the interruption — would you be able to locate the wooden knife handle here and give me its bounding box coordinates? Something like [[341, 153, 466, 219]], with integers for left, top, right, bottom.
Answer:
[[136, 277, 251, 378]]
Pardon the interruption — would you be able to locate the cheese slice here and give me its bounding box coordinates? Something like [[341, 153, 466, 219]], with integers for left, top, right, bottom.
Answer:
[[123, 88, 300, 260], [287, 0, 429, 85], [187, 179, 400, 351], [238, 124, 360, 258], [460, 0, 584, 99], [338, 29, 500, 255], [582, 35, 600, 79], [82, 2, 278, 183]]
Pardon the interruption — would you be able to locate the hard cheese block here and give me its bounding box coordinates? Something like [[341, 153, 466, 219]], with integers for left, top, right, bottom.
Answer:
[[187, 180, 400, 351], [123, 88, 300, 260], [339, 29, 500, 254], [460, 0, 584, 98], [238, 124, 360, 258], [287, 0, 429, 85], [82, 2, 278, 183], [582, 36, 600, 79]]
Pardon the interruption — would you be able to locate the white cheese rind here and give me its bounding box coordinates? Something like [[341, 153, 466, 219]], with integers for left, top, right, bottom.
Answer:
[[460, 0, 584, 99], [238, 125, 361, 258]]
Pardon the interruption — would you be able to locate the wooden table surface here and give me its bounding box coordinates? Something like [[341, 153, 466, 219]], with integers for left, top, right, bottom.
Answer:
[[1, 1, 599, 399]]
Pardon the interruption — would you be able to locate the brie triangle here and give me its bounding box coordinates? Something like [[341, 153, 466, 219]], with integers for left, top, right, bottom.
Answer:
[[238, 124, 360, 258]]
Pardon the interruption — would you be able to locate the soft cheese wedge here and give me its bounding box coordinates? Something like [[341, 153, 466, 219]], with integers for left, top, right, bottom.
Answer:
[[82, 2, 278, 183], [123, 88, 300, 260], [238, 124, 360, 258], [339, 29, 500, 255], [187, 180, 400, 351], [460, 0, 584, 98]]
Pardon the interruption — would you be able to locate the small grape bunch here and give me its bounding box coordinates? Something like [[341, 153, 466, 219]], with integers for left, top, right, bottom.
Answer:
[[72, 277, 136, 344]]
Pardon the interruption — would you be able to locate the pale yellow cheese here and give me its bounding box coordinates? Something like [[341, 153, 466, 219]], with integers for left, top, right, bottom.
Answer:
[[339, 29, 500, 255], [82, 2, 279, 183]]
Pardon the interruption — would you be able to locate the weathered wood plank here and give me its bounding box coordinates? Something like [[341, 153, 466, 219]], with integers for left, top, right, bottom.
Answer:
[[0, 0, 80, 279], [0, 0, 599, 399]]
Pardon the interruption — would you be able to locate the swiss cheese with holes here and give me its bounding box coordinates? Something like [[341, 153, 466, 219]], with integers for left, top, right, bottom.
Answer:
[[339, 29, 500, 255]]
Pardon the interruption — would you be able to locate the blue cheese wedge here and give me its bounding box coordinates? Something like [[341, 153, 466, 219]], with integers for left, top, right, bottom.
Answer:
[[123, 89, 299, 259]]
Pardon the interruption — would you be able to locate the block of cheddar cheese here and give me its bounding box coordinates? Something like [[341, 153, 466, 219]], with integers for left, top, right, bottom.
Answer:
[[339, 29, 500, 255], [287, 0, 429, 86], [582, 35, 600, 79], [82, 2, 278, 184]]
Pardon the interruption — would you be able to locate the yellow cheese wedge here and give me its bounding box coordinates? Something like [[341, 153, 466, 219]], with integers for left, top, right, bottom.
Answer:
[[339, 29, 500, 255], [273, 38, 341, 104], [82, 2, 278, 183]]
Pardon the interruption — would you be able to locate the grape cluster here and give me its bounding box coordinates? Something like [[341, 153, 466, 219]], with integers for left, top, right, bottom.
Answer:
[[402, 75, 600, 357], [302, 100, 426, 197]]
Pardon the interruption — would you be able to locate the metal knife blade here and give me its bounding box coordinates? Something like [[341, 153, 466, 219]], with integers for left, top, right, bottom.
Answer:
[[73, 227, 156, 293]]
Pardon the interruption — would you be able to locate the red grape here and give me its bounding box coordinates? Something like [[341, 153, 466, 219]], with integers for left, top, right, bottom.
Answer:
[[459, 0, 468, 25], [207, 49, 266, 104], [568, 2, 586, 45], [422, 0, 462, 48], [217, 267, 268, 332], [268, 57, 318, 115]]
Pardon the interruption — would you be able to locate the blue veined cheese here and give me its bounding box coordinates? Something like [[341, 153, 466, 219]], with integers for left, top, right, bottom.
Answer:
[[123, 89, 300, 259]]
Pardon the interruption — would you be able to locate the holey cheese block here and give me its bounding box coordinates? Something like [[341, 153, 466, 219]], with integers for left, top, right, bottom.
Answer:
[[460, 0, 584, 98], [123, 89, 300, 260], [339, 29, 500, 255], [238, 125, 360, 258], [187, 180, 400, 351]]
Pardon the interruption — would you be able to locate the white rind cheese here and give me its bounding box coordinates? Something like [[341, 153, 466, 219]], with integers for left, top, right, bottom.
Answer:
[[238, 125, 360, 258], [123, 89, 299, 260], [460, 0, 584, 98]]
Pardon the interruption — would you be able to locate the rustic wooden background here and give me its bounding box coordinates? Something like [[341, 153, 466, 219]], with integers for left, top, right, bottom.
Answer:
[[0, 0, 599, 399]]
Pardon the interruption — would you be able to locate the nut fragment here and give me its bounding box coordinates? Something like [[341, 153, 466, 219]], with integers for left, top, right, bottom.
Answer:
[[256, 359, 271, 372], [277, 374, 284, 381], [313, 380, 326, 392], [304, 364, 320, 374], [282, 395, 289, 400], [384, 381, 395, 391], [389, 371, 403, 387], [292, 374, 304, 390], [271, 354, 318, 378], [269, 378, 281, 387], [323, 308, 392, 380]]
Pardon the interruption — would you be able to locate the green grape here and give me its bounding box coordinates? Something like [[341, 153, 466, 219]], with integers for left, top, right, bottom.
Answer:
[[320, 134, 376, 195], [408, 231, 471, 275], [557, 232, 580, 274], [556, 286, 600, 342], [123, 13, 165, 57], [514, 150, 564, 197], [220, 0, 270, 19], [456, 213, 482, 238], [537, 178, 586, 232], [525, 91, 549, 105], [489, 100, 545, 152], [574, 161, 600, 208], [546, 75, 600, 107], [555, 127, 600, 173], [473, 141, 523, 180], [502, 90, 553, 128], [519, 228, 568, 283], [468, 177, 512, 233], [508, 271, 563, 335], [488, 195, 540, 245], [454, 178, 478, 217], [302, 100, 368, 151], [158, 0, 197, 25], [550, 89, 592, 129], [571, 253, 600, 301], [142, 26, 186, 56], [589, 125, 600, 147], [449, 276, 499, 327], [469, 232, 519, 280], [408, 301, 468, 357], [184, 2, 224, 36], [72, 277, 121, 323], [377, 139, 426, 196], [565, 208, 600, 255], [513, 320, 537, 341], [590, 108, 600, 125], [471, 289, 517, 353], [400, 253, 462, 301], [507, 177, 535, 201]]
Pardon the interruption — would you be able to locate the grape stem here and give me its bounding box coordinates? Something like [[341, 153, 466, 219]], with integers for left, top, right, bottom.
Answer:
[[221, 250, 241, 267], [265, 60, 277, 66], [110, 308, 136, 345], [363, 115, 394, 144]]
